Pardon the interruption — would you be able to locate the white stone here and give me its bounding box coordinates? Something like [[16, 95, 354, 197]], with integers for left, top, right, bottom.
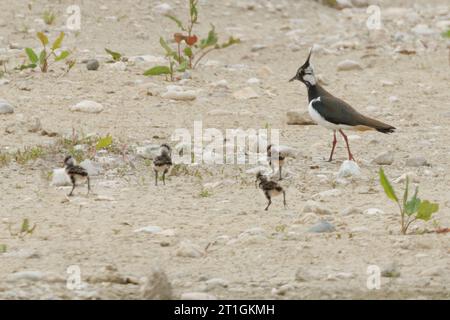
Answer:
[[372, 151, 394, 165], [303, 200, 333, 215], [337, 160, 360, 178], [405, 156, 429, 167], [7, 271, 45, 282], [80, 159, 102, 176], [176, 241, 204, 258], [134, 226, 163, 234], [341, 207, 363, 216], [108, 61, 127, 71], [70, 100, 104, 114], [211, 79, 229, 89], [394, 172, 419, 183], [0, 99, 14, 114], [233, 87, 259, 100], [246, 77, 261, 85], [141, 268, 172, 300], [337, 60, 362, 71], [364, 208, 385, 215], [153, 3, 173, 15], [161, 87, 197, 101], [51, 168, 72, 186]]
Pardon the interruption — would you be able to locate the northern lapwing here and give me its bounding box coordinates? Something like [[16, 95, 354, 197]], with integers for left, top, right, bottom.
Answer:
[[64, 155, 90, 196], [256, 171, 286, 211], [289, 50, 395, 161], [153, 144, 172, 186]]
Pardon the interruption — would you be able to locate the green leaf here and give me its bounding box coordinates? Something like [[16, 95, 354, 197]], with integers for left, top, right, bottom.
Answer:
[[416, 200, 439, 221], [405, 186, 420, 215], [166, 15, 186, 31], [159, 37, 175, 57], [18, 63, 37, 70], [21, 218, 30, 233], [190, 0, 198, 23], [184, 47, 193, 58], [37, 32, 49, 46], [55, 50, 70, 61], [105, 48, 122, 61], [177, 60, 188, 72], [25, 48, 38, 64], [52, 32, 65, 50], [441, 30, 450, 38], [402, 176, 409, 208], [39, 49, 47, 65], [144, 65, 171, 76], [379, 168, 398, 203], [96, 135, 113, 150], [0, 244, 6, 253], [220, 36, 240, 49], [199, 25, 218, 49]]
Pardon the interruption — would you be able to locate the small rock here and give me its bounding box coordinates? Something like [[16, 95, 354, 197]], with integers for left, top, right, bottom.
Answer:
[[70, 100, 104, 114], [141, 268, 172, 300], [340, 207, 363, 216], [134, 226, 162, 234], [405, 156, 429, 167], [180, 292, 217, 300], [153, 3, 173, 15], [7, 271, 45, 282], [0, 79, 10, 86], [381, 263, 400, 278], [176, 241, 204, 258], [364, 208, 385, 215], [51, 168, 72, 186], [337, 60, 362, 71], [162, 86, 197, 101], [205, 278, 229, 290], [0, 99, 14, 114], [389, 96, 399, 103], [380, 80, 394, 87], [295, 267, 313, 282], [108, 61, 127, 71], [303, 200, 333, 215], [372, 151, 394, 165], [27, 116, 42, 133], [80, 159, 102, 176], [257, 65, 273, 78], [233, 87, 258, 100], [394, 172, 419, 183], [337, 160, 360, 178], [312, 189, 342, 200], [251, 44, 267, 52], [86, 59, 100, 71], [211, 79, 229, 89], [308, 220, 335, 233], [286, 110, 316, 125], [246, 77, 261, 85]]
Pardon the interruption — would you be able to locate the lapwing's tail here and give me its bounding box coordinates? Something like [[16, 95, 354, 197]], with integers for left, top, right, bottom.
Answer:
[[375, 125, 396, 134], [359, 116, 396, 134]]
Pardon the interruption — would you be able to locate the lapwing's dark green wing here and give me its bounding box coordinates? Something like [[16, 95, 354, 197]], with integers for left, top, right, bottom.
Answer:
[[311, 96, 395, 133], [154, 154, 172, 166]]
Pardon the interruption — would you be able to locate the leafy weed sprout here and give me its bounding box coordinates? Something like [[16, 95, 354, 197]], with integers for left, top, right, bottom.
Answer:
[[43, 10, 56, 25], [379, 168, 439, 235], [9, 219, 36, 240], [144, 0, 239, 80], [19, 32, 73, 73]]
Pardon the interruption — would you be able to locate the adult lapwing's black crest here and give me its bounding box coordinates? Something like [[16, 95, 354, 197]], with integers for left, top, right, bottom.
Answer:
[[256, 171, 286, 211], [153, 144, 173, 186], [64, 155, 90, 196], [290, 49, 396, 161]]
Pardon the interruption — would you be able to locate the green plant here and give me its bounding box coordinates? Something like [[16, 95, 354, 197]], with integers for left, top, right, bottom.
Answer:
[[199, 188, 212, 198], [0, 152, 11, 167], [14, 146, 45, 164], [105, 48, 124, 62], [43, 10, 56, 25], [379, 168, 439, 235], [442, 30, 450, 38], [0, 244, 6, 253], [144, 0, 239, 80], [9, 219, 36, 240], [96, 135, 113, 151], [19, 32, 71, 73]]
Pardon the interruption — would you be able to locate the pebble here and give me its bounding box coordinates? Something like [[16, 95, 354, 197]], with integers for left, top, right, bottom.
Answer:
[[405, 156, 429, 167], [394, 171, 419, 183], [180, 292, 217, 300], [0, 99, 14, 114], [7, 271, 46, 282], [205, 278, 229, 290], [51, 168, 72, 186], [340, 207, 363, 216], [0, 79, 10, 86], [295, 267, 313, 282], [153, 3, 173, 15], [337, 60, 362, 71], [232, 87, 259, 100], [337, 160, 360, 178], [372, 151, 394, 165], [246, 77, 261, 85], [308, 220, 335, 233], [80, 159, 102, 176], [70, 100, 104, 114], [286, 110, 316, 125], [108, 61, 127, 71], [136, 144, 161, 159], [312, 189, 342, 200], [162, 86, 197, 101], [141, 268, 172, 300], [257, 65, 273, 78], [86, 59, 100, 71], [364, 208, 385, 215], [175, 241, 204, 258], [211, 79, 229, 89], [303, 200, 333, 215], [134, 226, 163, 234], [251, 44, 267, 52]]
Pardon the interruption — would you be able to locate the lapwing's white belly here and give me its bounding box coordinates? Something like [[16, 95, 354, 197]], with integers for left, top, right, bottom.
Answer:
[[308, 97, 354, 131]]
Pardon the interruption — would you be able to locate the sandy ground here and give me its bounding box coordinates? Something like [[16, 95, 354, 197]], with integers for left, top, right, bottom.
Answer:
[[0, 0, 449, 299]]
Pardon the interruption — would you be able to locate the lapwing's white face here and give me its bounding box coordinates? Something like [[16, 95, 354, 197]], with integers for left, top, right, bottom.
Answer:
[[300, 65, 316, 86], [64, 156, 75, 166]]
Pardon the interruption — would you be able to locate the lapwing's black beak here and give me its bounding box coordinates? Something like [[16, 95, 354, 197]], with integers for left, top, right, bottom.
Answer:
[[289, 76, 296, 82]]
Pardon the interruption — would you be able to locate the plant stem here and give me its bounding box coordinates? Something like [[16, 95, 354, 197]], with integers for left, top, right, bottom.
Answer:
[[193, 47, 215, 69]]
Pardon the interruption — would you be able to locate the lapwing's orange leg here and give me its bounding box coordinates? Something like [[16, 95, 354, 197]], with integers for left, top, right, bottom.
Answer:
[[328, 130, 337, 162], [339, 129, 355, 161]]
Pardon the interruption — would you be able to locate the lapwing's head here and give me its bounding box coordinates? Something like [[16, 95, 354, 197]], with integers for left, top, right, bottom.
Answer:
[[160, 143, 171, 156], [64, 155, 75, 167], [289, 49, 316, 87], [255, 171, 268, 187]]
